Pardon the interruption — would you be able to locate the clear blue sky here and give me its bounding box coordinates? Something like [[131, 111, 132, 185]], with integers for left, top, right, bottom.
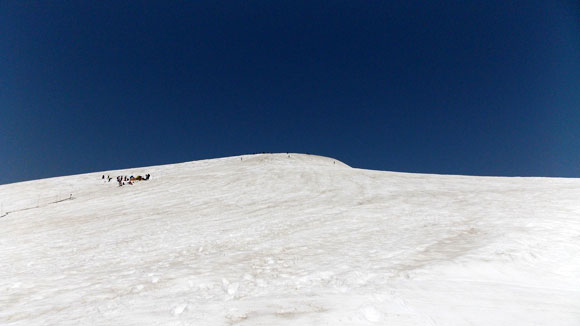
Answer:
[[1, 1, 579, 184]]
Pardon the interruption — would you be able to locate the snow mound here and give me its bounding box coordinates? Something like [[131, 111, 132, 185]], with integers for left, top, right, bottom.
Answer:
[[1, 153, 579, 325]]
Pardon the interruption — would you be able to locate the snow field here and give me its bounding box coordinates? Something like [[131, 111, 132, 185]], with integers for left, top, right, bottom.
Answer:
[[1, 153, 579, 325]]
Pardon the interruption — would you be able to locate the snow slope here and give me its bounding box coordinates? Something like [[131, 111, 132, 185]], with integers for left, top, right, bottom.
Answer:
[[1, 153, 579, 325]]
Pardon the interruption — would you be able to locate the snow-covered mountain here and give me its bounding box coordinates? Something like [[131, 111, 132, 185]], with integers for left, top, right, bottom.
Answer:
[[1, 153, 579, 325]]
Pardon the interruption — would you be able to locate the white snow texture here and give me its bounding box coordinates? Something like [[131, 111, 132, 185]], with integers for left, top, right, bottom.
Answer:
[[1, 153, 579, 325]]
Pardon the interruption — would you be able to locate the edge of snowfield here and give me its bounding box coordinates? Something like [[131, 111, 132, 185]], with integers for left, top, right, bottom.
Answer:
[[1, 153, 579, 326]]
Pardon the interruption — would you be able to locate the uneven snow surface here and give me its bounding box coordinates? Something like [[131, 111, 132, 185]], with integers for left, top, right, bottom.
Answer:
[[1, 153, 579, 325]]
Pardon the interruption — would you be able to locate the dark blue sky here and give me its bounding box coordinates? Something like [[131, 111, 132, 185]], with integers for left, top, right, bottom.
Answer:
[[1, 1, 580, 184]]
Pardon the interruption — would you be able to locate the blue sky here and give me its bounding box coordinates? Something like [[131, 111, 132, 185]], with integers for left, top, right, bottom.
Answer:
[[1, 1, 579, 184]]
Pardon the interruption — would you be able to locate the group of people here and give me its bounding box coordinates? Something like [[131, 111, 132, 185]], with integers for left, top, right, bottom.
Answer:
[[117, 174, 150, 186], [102, 174, 151, 187]]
